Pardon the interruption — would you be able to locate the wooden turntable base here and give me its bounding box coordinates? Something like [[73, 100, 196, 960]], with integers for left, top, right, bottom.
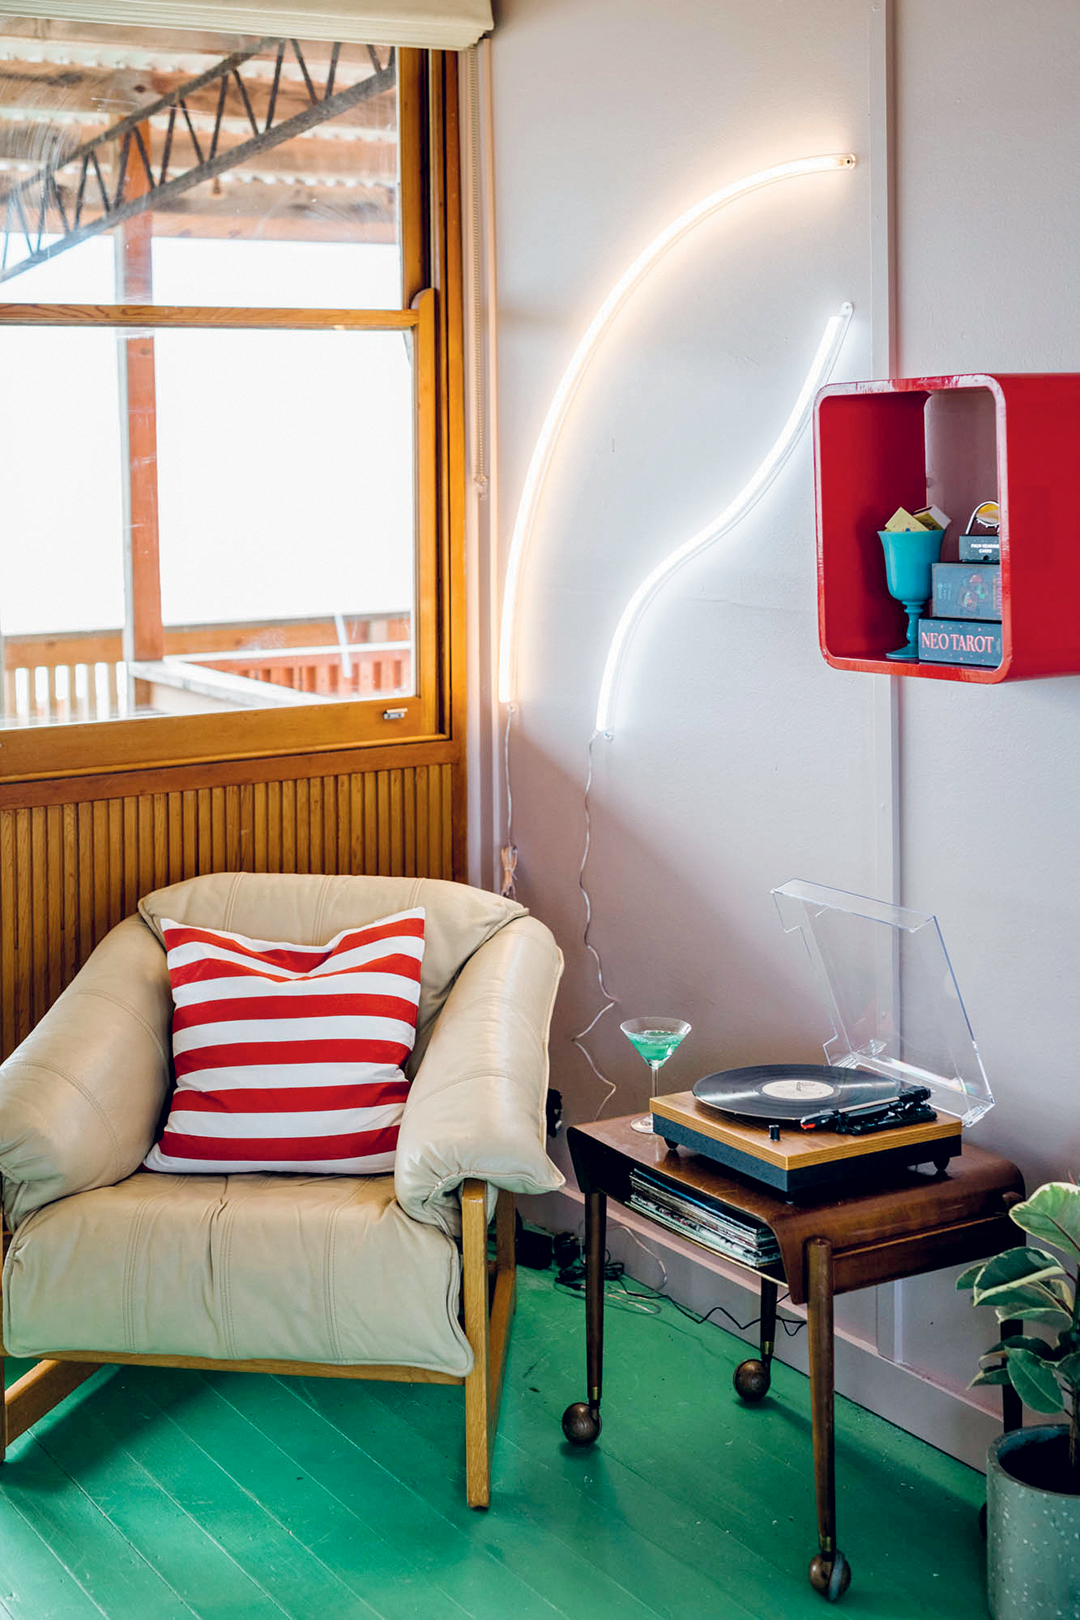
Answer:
[[650, 1090, 962, 1193]]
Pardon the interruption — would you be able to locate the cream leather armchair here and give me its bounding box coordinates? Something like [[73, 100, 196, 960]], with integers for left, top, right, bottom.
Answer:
[[0, 872, 564, 1507]]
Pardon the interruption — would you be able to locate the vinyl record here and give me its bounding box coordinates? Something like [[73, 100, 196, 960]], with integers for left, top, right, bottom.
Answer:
[[693, 1064, 903, 1124]]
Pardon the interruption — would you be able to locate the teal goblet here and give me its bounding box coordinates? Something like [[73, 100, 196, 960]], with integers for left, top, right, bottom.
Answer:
[[879, 528, 944, 661]]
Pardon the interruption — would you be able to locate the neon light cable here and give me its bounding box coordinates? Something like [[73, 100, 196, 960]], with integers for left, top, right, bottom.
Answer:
[[594, 301, 854, 737], [497, 152, 856, 709]]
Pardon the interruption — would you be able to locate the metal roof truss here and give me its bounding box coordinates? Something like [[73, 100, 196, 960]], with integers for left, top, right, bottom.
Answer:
[[0, 38, 395, 283]]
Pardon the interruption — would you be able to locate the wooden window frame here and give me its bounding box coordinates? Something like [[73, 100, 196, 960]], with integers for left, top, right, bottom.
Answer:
[[0, 47, 460, 787]]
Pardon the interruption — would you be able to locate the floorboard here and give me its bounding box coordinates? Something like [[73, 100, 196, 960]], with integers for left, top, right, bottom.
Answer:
[[2, 1266, 990, 1620]]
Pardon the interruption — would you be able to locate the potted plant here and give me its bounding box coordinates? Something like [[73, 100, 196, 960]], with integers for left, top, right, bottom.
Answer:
[[959, 1180, 1080, 1619]]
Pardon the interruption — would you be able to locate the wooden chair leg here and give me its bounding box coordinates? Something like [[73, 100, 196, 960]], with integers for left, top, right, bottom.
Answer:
[[462, 1181, 516, 1510], [489, 1188, 517, 1437], [3, 1359, 98, 1452], [462, 1180, 491, 1508]]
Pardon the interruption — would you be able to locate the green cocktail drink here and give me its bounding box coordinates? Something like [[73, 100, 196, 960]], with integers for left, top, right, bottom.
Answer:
[[625, 1028, 686, 1066], [620, 1016, 691, 1134]]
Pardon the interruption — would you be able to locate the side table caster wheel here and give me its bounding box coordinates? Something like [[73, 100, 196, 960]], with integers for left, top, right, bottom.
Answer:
[[809, 1550, 850, 1603], [562, 1401, 601, 1445], [733, 1358, 771, 1402], [978, 1501, 987, 1539]]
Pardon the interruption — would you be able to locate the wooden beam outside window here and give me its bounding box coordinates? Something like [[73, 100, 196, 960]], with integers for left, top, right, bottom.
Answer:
[[116, 123, 164, 667]]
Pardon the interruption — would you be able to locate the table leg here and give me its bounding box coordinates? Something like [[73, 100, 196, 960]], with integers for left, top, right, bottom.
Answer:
[[562, 1189, 607, 1445], [975, 1313, 1025, 1541], [807, 1238, 850, 1603], [999, 1318, 1023, 1433], [734, 1276, 778, 1402]]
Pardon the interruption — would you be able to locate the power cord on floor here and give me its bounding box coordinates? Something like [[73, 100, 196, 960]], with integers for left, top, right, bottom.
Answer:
[[630, 1273, 807, 1339], [554, 1245, 661, 1316], [552, 1231, 805, 1340]]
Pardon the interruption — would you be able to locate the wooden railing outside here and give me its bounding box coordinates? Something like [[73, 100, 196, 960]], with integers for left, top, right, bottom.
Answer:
[[1, 613, 412, 727]]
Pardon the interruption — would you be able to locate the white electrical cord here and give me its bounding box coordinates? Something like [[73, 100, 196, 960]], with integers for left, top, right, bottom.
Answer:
[[570, 729, 620, 1116]]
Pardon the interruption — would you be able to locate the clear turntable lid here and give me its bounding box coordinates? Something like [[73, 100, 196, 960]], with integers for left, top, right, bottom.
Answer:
[[771, 880, 993, 1127]]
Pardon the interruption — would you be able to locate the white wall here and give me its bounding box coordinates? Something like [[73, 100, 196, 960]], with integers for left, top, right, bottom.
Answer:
[[886, 0, 1080, 1409], [484, 0, 1080, 1461]]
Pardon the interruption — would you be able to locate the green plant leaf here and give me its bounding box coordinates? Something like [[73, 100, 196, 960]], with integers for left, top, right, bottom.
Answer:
[[970, 1247, 1066, 1295], [1056, 1351, 1080, 1385], [970, 1367, 1010, 1388], [975, 1281, 1074, 1325], [1006, 1347, 1066, 1414], [1000, 1303, 1075, 1328], [984, 1336, 1056, 1359], [1047, 1275, 1077, 1312], [1010, 1183, 1080, 1262], [956, 1261, 985, 1291]]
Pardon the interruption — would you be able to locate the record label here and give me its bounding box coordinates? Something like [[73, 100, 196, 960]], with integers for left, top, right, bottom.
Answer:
[[693, 1063, 905, 1124], [760, 1079, 836, 1102]]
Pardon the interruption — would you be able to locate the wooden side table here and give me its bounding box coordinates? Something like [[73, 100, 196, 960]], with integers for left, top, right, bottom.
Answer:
[[560, 1115, 1025, 1604]]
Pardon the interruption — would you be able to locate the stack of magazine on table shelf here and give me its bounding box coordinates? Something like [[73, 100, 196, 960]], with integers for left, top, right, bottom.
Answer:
[[628, 1167, 781, 1271]]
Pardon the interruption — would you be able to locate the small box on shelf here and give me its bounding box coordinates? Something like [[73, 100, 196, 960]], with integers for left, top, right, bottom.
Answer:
[[931, 562, 1002, 620], [959, 534, 1001, 563], [918, 618, 1003, 667]]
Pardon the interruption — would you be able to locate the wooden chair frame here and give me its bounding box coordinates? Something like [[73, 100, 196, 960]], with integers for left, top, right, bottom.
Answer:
[[0, 1180, 515, 1509]]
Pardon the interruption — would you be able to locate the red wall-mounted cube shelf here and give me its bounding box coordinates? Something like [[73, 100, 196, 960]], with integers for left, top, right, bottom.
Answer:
[[814, 373, 1080, 683]]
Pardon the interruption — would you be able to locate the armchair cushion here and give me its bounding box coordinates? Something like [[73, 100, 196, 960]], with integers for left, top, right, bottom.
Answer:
[[2, 1169, 472, 1375], [396, 915, 566, 1235], [144, 909, 425, 1175], [0, 917, 172, 1228]]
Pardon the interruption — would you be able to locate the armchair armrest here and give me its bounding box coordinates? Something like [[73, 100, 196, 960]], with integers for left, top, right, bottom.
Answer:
[[395, 915, 565, 1235], [0, 916, 172, 1227]]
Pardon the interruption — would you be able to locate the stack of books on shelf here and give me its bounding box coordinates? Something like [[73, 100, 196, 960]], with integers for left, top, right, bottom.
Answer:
[[628, 1167, 781, 1270], [918, 501, 1002, 667]]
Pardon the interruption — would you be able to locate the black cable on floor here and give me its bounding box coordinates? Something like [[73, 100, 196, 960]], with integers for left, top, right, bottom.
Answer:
[[553, 1245, 806, 1339]]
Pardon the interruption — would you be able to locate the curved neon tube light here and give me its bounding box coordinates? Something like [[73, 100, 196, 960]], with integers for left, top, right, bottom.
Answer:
[[497, 152, 857, 706], [594, 301, 854, 738]]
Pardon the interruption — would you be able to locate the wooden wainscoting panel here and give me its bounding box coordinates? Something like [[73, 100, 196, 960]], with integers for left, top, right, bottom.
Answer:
[[0, 757, 458, 1059]]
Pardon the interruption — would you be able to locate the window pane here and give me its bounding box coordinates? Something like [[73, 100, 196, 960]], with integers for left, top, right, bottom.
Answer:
[[0, 327, 124, 632], [155, 325, 415, 645], [0, 324, 415, 728], [0, 21, 399, 307]]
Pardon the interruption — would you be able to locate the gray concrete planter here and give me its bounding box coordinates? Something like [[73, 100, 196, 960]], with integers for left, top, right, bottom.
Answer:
[[987, 1425, 1080, 1619]]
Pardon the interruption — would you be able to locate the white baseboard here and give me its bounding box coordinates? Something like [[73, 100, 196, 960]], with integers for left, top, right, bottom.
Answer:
[[522, 1185, 1001, 1474]]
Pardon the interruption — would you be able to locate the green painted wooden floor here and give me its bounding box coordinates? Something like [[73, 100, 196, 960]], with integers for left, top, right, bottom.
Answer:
[[0, 1266, 989, 1620]]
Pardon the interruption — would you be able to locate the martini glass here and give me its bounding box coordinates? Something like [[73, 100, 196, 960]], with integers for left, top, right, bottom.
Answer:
[[621, 1016, 691, 1134]]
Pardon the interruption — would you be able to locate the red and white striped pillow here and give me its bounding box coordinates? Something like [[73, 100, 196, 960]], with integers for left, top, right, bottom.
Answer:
[[144, 908, 426, 1176]]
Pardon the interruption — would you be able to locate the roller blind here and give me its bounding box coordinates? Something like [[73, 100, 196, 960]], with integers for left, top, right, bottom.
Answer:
[[0, 0, 493, 48]]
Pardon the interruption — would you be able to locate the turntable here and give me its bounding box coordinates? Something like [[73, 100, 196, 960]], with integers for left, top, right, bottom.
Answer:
[[651, 880, 994, 1194]]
